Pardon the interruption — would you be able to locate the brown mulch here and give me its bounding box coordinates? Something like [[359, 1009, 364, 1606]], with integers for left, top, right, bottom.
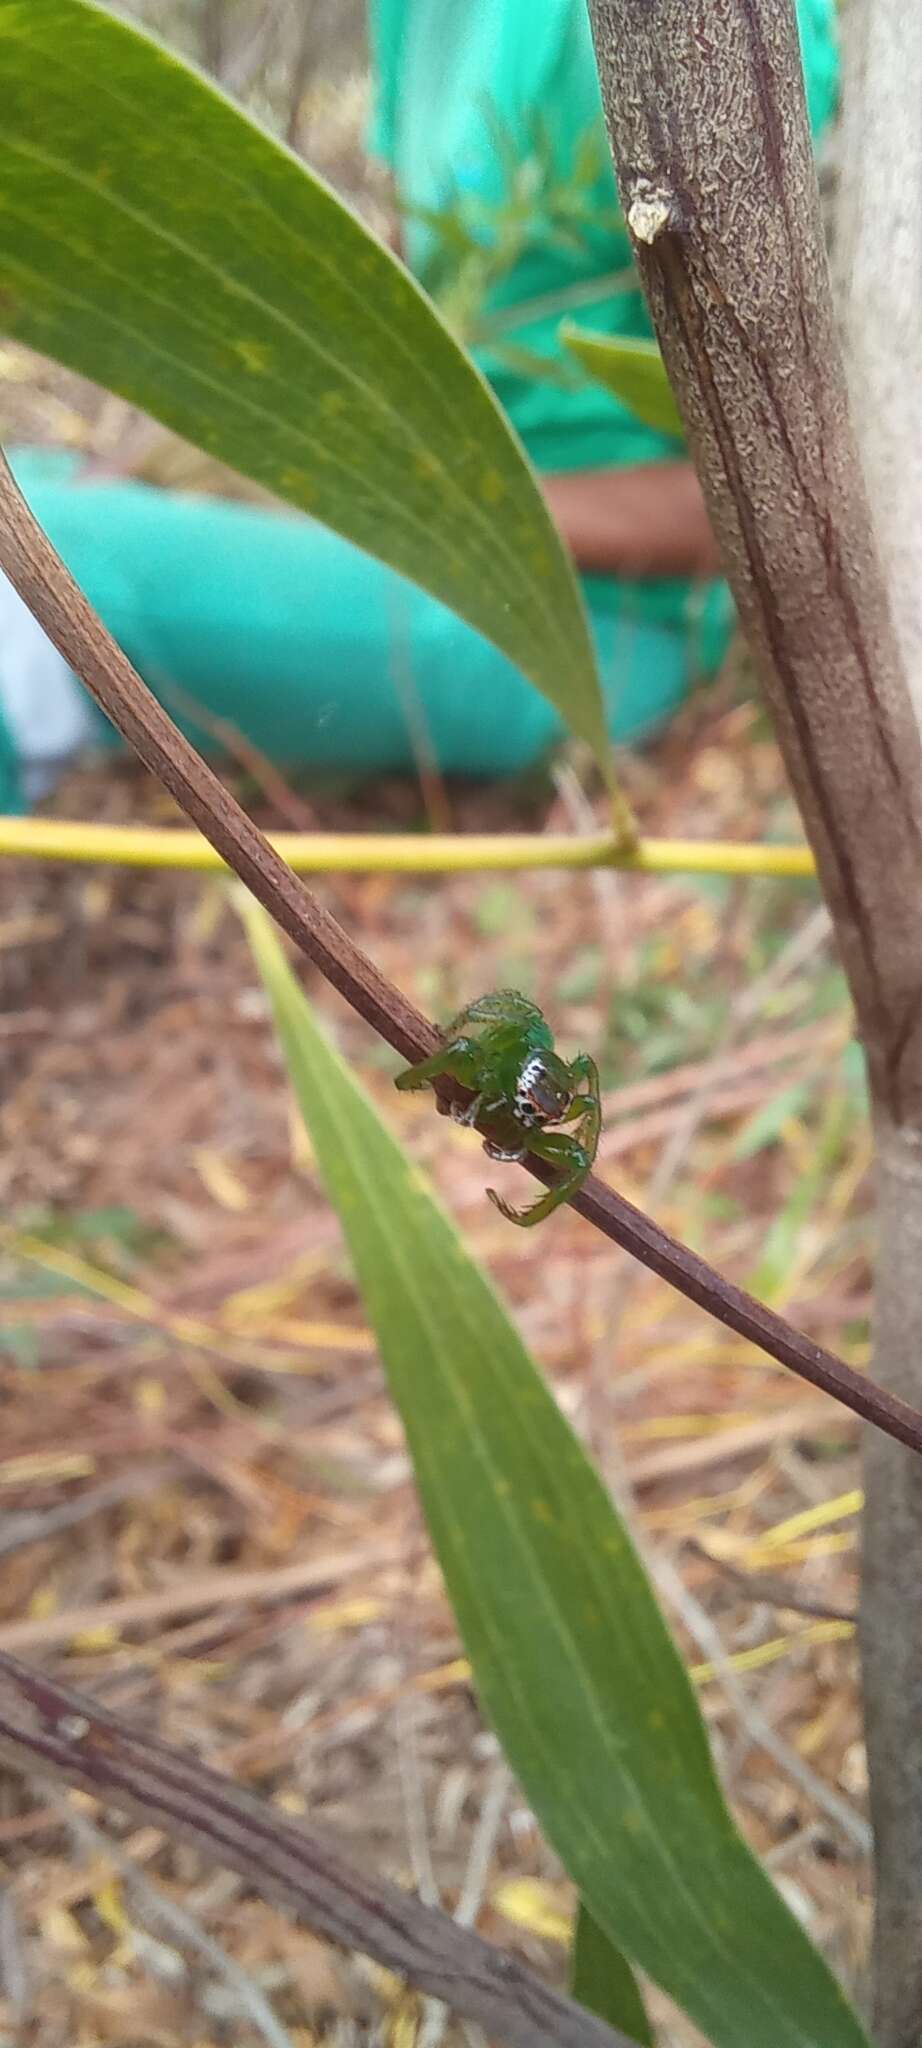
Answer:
[[0, 679, 871, 2044], [0, 20, 867, 2026]]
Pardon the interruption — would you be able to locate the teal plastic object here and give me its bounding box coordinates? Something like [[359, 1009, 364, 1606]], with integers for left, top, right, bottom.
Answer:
[[8, 449, 733, 787], [0, 693, 22, 813]]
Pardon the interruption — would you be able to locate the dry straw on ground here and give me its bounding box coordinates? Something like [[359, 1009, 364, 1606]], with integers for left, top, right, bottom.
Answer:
[[0, 11, 868, 2038], [0, 686, 871, 2044]]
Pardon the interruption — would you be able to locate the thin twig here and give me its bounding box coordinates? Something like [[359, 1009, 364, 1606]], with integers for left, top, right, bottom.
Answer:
[[284, 1, 321, 153], [0, 1541, 399, 1655], [609, 901, 834, 1406], [0, 1652, 633, 2048], [1, 449, 921, 1453], [0, 1461, 178, 1562], [396, 1696, 442, 1909], [652, 1553, 871, 1854], [62, 1799, 295, 2048], [0, 449, 428, 1064], [0, 1884, 29, 2022], [223, 2, 278, 101], [419, 1764, 513, 2048], [687, 1538, 856, 1625], [455, 1765, 511, 1930]]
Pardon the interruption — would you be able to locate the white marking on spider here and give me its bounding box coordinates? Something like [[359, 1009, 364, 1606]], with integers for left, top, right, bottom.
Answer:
[[515, 1054, 552, 1126]]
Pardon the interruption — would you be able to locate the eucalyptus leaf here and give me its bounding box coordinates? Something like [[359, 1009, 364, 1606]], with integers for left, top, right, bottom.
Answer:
[[240, 895, 869, 2048], [562, 327, 685, 441], [571, 1906, 653, 2046], [0, 0, 619, 792]]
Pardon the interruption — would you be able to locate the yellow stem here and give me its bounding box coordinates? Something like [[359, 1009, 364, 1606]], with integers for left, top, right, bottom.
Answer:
[[0, 816, 817, 879]]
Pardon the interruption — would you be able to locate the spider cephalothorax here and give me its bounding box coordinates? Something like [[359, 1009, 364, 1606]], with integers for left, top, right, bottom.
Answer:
[[395, 990, 601, 1226], [514, 1051, 574, 1128]]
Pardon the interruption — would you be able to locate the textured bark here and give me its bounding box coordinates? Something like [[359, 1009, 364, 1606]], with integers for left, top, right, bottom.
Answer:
[[838, 2, 922, 721], [863, 1133, 922, 2045], [585, 3, 922, 2037], [585, 0, 922, 1128], [837, 8, 922, 2042], [0, 1652, 632, 2048]]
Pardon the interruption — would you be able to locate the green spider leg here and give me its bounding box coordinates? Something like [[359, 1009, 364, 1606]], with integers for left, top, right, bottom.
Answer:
[[394, 992, 540, 1091], [487, 1128, 594, 1227], [564, 1053, 602, 1158], [394, 1036, 481, 1094], [397, 1013, 601, 1230], [394, 1038, 515, 1138], [487, 1054, 601, 1228], [443, 990, 546, 1037]]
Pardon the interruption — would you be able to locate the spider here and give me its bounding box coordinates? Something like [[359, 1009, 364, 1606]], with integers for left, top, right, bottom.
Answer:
[[395, 989, 601, 1227]]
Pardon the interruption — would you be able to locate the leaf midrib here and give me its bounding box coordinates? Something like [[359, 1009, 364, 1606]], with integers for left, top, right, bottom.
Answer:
[[275, 995, 830, 2048]]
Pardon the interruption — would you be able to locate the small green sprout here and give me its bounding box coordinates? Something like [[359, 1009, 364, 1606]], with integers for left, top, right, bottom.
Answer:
[[395, 990, 601, 1227]]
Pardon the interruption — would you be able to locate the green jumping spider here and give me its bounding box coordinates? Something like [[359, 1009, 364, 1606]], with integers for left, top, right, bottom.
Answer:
[[395, 989, 601, 1227]]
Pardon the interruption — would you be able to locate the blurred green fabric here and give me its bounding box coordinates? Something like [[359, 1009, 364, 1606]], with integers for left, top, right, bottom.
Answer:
[[0, 1, 839, 811], [369, 0, 840, 632]]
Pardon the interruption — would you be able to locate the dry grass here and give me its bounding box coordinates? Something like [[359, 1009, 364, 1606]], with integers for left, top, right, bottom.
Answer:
[[0, 687, 872, 2044], [0, 16, 869, 2040]]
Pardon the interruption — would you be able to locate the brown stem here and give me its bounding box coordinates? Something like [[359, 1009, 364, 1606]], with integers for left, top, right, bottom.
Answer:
[[0, 1651, 631, 2048], [838, 10, 922, 2042], [199, 0, 226, 78], [1, 446, 920, 1457], [860, 1133, 922, 2043], [687, 1539, 856, 1626], [583, 4, 922, 2033], [585, 0, 922, 1129], [0, 448, 432, 1069], [565, 1169, 922, 1452]]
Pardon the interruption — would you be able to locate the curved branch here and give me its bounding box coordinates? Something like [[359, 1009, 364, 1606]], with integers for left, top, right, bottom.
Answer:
[[0, 1650, 631, 2048], [1, 446, 920, 1453]]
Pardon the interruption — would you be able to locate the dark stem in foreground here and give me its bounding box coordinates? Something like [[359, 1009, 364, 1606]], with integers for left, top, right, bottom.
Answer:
[[0, 446, 920, 1456], [584, 4, 922, 2038], [0, 1651, 631, 2048]]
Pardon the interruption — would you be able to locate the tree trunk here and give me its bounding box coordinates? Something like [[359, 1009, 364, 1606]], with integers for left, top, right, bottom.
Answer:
[[585, 1, 922, 2037], [837, 6, 922, 2041], [200, 0, 227, 77], [862, 1151, 922, 2043], [837, 1, 922, 715]]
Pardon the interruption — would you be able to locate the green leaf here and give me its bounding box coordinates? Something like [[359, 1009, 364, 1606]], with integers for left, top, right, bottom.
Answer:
[[749, 1085, 850, 1302], [488, 340, 586, 391], [571, 1906, 653, 2046], [732, 1082, 813, 1161], [562, 327, 685, 441], [0, 0, 618, 795], [240, 895, 869, 2048], [0, 1323, 41, 1370]]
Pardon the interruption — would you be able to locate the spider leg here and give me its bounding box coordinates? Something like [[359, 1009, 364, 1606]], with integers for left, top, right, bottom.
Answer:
[[561, 1056, 601, 1162], [449, 1087, 516, 1133], [487, 1130, 592, 1228], [444, 990, 544, 1037], [394, 1036, 480, 1094], [450, 1091, 484, 1127]]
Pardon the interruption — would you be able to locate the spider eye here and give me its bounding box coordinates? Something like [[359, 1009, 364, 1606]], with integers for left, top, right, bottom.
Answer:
[[516, 1055, 571, 1123]]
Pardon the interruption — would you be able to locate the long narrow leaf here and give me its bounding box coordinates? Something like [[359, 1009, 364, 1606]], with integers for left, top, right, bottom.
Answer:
[[563, 327, 684, 441], [0, 0, 617, 789], [571, 1906, 653, 2047], [240, 897, 868, 2048]]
